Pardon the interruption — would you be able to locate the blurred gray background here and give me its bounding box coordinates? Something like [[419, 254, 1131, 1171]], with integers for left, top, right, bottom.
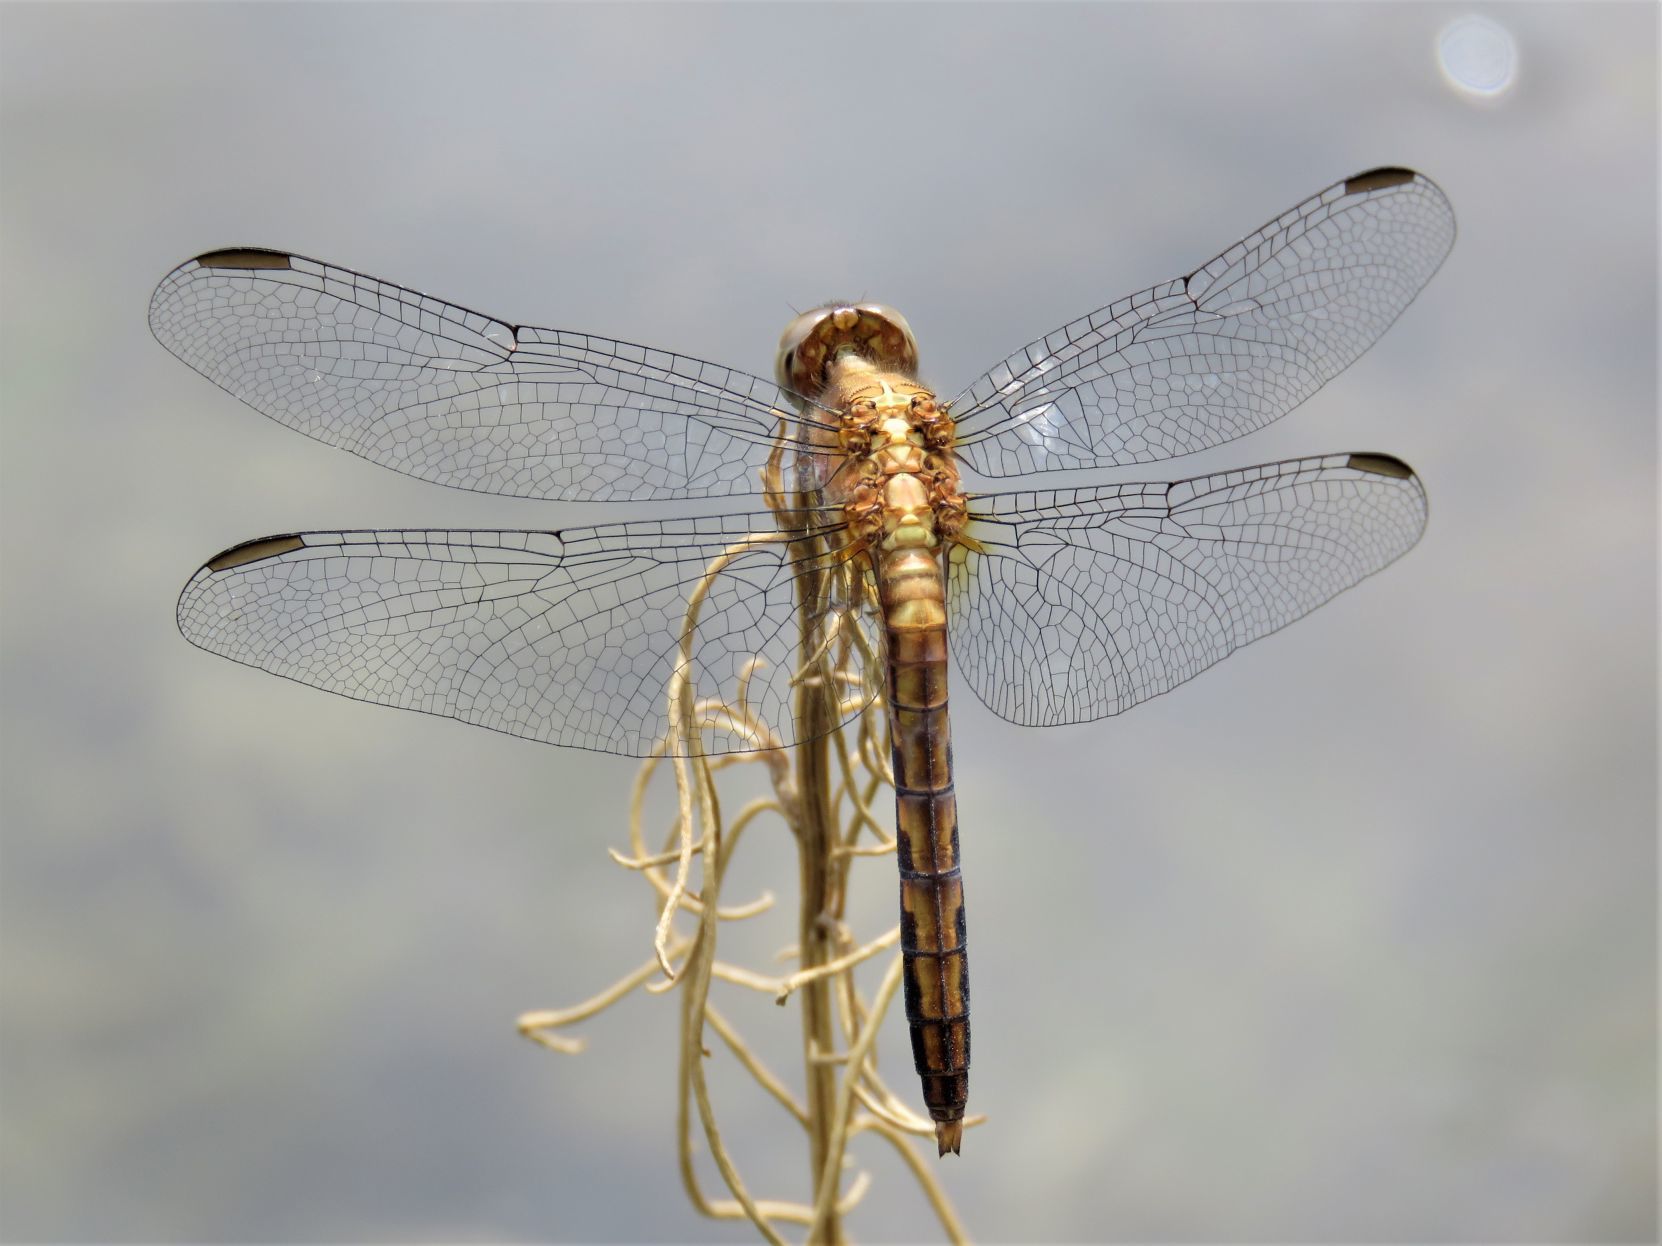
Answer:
[[1, 3, 1655, 1242]]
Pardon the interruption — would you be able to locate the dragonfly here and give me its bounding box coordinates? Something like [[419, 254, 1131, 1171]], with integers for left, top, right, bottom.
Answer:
[[153, 166, 1454, 1157]]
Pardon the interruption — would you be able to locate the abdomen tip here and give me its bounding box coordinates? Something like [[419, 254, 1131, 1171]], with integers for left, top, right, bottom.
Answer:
[[935, 1120, 963, 1156]]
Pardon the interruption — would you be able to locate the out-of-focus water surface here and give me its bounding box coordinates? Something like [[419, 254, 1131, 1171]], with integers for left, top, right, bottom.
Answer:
[[1, 3, 1654, 1241]]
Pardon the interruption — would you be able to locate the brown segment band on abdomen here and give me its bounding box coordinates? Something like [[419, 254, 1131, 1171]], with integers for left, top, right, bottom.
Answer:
[[890, 650, 971, 1124]]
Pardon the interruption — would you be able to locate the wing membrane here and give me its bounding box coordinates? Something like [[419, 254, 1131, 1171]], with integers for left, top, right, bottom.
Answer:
[[948, 453, 1427, 725], [177, 513, 881, 757], [150, 250, 841, 501], [950, 169, 1454, 475]]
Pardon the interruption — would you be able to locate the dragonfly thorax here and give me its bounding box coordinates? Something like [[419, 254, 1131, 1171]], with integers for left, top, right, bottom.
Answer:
[[830, 368, 969, 557]]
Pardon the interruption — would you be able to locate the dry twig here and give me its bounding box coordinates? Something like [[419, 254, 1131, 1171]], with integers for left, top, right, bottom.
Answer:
[[518, 522, 970, 1244]]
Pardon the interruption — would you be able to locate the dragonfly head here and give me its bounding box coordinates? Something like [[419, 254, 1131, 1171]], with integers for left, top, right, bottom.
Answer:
[[776, 303, 918, 402]]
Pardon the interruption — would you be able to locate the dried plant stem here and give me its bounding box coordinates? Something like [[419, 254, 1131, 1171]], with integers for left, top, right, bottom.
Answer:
[[810, 954, 904, 1239], [775, 927, 900, 1003], [792, 557, 846, 1243], [518, 518, 970, 1244]]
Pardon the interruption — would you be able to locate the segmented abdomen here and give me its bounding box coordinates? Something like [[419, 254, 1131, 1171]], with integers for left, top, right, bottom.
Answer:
[[877, 544, 969, 1156]]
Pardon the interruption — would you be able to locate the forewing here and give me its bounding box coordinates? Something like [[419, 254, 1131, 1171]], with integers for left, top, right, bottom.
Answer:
[[948, 453, 1427, 725], [150, 249, 840, 501], [951, 169, 1454, 475], [177, 514, 881, 757]]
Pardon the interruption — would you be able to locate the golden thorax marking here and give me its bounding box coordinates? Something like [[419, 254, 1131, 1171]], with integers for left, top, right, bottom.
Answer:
[[829, 369, 972, 561]]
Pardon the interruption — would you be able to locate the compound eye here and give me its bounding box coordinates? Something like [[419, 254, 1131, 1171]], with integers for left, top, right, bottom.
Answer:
[[852, 303, 919, 377], [776, 307, 833, 394]]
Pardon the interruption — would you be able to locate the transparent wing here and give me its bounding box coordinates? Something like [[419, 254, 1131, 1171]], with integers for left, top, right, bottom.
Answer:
[[176, 513, 882, 757], [948, 453, 1427, 725], [950, 169, 1455, 475], [150, 249, 841, 501]]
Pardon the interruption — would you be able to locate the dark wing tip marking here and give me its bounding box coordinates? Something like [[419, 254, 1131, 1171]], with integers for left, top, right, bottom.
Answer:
[[1344, 167, 1419, 195], [192, 248, 294, 271], [206, 534, 306, 572], [1346, 452, 1416, 479]]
